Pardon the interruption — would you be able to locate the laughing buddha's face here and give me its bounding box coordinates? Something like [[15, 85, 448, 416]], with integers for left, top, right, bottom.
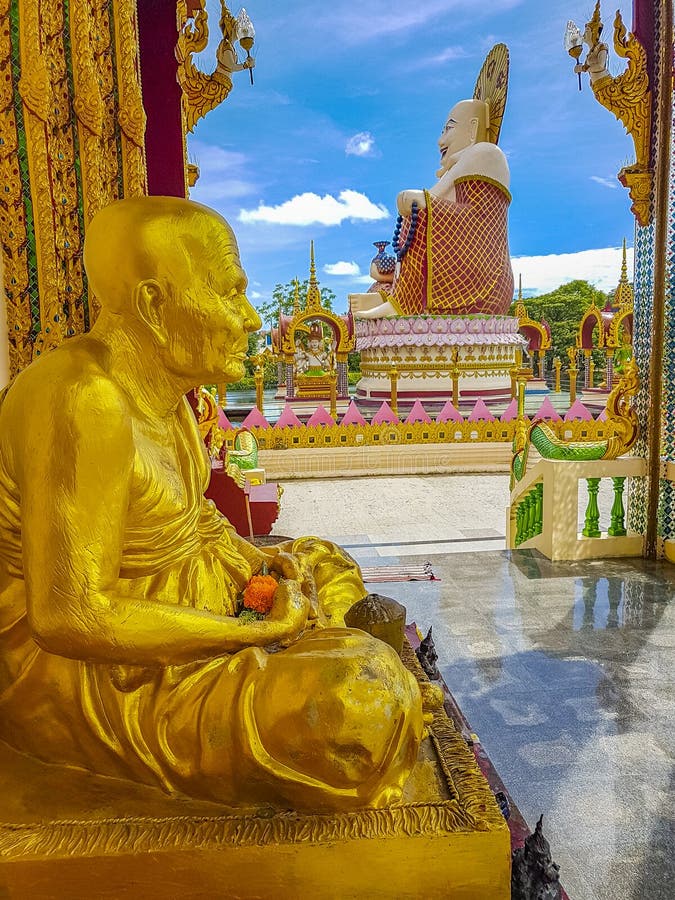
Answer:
[[436, 100, 485, 178]]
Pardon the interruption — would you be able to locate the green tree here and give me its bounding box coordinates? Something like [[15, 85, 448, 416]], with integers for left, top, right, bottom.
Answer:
[[255, 279, 335, 328], [512, 280, 609, 361]]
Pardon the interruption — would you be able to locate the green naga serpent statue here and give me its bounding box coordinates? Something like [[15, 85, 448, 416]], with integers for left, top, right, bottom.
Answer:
[[511, 358, 639, 488]]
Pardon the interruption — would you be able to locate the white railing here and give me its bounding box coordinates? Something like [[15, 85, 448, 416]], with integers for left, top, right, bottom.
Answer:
[[507, 457, 646, 561]]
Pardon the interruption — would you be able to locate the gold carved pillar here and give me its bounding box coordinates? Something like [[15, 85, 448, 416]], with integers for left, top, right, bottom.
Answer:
[[1, 0, 148, 379]]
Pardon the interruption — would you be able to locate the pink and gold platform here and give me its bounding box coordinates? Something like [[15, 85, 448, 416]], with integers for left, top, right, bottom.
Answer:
[[355, 314, 526, 414]]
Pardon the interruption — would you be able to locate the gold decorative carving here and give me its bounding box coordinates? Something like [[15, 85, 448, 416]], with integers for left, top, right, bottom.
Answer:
[[113, 0, 148, 197], [221, 417, 615, 453], [176, 0, 239, 134], [19, 0, 66, 357], [603, 357, 639, 456], [585, 5, 652, 225], [0, 0, 31, 374], [2, 0, 149, 378]]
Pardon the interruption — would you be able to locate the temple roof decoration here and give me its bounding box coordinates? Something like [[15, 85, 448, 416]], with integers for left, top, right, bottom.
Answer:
[[577, 240, 633, 351], [270, 245, 355, 360], [514, 276, 552, 353], [305, 242, 323, 311], [613, 239, 634, 310]]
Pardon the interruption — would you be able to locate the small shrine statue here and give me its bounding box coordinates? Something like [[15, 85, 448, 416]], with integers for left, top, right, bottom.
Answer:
[[0, 197, 423, 811], [351, 44, 513, 320], [295, 322, 331, 375]]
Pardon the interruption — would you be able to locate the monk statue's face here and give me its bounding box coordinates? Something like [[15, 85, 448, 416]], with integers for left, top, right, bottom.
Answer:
[[436, 99, 486, 177], [158, 224, 262, 386]]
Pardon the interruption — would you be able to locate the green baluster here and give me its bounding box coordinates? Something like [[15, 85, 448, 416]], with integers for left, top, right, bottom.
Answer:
[[526, 492, 535, 540], [582, 477, 601, 537], [534, 482, 543, 535], [607, 476, 627, 536], [515, 502, 524, 546], [522, 495, 531, 541]]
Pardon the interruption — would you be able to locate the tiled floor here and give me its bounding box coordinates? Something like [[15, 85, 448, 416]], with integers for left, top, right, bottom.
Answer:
[[271, 476, 675, 900]]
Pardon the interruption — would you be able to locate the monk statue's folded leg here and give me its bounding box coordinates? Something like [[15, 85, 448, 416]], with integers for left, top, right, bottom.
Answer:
[[156, 628, 423, 811]]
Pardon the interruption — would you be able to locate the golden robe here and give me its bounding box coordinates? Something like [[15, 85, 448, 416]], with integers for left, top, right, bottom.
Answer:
[[0, 388, 422, 810]]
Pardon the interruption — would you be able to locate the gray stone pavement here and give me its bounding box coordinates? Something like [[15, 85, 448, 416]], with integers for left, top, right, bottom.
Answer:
[[270, 475, 674, 900]]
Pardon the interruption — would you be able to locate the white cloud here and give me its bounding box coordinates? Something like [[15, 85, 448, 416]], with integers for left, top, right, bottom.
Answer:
[[345, 132, 377, 157], [308, 0, 523, 44], [250, 291, 262, 299], [590, 175, 619, 190], [324, 261, 361, 276], [513, 246, 634, 295], [239, 190, 389, 226], [407, 45, 469, 68], [187, 140, 257, 202]]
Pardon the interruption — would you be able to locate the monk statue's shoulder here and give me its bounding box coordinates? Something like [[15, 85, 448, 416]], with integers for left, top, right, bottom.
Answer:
[[8, 338, 132, 440]]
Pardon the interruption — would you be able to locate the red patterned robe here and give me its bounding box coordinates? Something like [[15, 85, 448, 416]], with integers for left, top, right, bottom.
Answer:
[[390, 176, 513, 316]]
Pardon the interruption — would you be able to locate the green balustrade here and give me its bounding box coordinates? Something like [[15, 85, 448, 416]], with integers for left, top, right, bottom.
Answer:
[[608, 476, 627, 536], [582, 477, 601, 538], [534, 482, 543, 534], [514, 482, 543, 547]]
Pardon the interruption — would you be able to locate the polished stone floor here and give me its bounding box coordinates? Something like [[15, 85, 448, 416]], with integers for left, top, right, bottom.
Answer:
[[272, 476, 675, 900]]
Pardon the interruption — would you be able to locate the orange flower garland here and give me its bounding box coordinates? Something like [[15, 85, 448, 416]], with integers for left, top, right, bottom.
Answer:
[[242, 573, 278, 615]]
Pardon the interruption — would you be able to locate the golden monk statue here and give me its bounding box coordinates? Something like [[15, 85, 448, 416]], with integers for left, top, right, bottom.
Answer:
[[351, 44, 513, 320], [0, 197, 422, 811]]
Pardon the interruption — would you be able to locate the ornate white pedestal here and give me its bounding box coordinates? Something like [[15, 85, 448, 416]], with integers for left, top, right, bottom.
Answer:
[[355, 315, 527, 415]]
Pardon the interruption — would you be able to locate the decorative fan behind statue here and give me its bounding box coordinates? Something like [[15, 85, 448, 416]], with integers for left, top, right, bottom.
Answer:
[[473, 42, 510, 145]]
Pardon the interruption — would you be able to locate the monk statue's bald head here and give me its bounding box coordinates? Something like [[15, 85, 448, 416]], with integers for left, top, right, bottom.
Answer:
[[85, 197, 261, 386], [84, 196, 239, 314]]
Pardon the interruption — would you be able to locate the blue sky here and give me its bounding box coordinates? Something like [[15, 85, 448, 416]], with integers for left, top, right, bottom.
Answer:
[[188, 0, 636, 314]]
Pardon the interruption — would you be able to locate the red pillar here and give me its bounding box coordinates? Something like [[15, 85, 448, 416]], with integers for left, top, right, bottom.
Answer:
[[136, 0, 187, 197]]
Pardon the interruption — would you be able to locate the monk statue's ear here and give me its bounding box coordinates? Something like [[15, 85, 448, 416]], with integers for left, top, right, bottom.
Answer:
[[133, 280, 168, 347], [469, 117, 479, 144]]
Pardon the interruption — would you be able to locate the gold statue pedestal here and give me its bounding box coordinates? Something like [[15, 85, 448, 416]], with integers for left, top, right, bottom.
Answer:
[[0, 646, 510, 899]]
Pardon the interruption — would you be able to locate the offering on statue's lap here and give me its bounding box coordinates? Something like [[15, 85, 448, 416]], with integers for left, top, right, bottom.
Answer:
[[239, 570, 278, 619]]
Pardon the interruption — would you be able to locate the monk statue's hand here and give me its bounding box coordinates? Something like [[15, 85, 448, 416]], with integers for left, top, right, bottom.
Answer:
[[267, 550, 300, 581], [267, 579, 310, 646], [397, 189, 425, 216], [301, 573, 329, 629]]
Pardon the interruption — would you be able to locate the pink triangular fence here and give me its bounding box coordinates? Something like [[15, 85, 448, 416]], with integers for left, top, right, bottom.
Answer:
[[405, 399, 432, 425], [275, 404, 303, 429], [371, 401, 400, 425], [564, 400, 593, 421], [242, 408, 271, 429], [217, 408, 234, 430], [500, 399, 518, 422], [597, 408, 608, 421], [340, 400, 368, 426], [534, 397, 562, 421], [436, 400, 463, 423], [307, 406, 336, 427], [468, 398, 495, 422]]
